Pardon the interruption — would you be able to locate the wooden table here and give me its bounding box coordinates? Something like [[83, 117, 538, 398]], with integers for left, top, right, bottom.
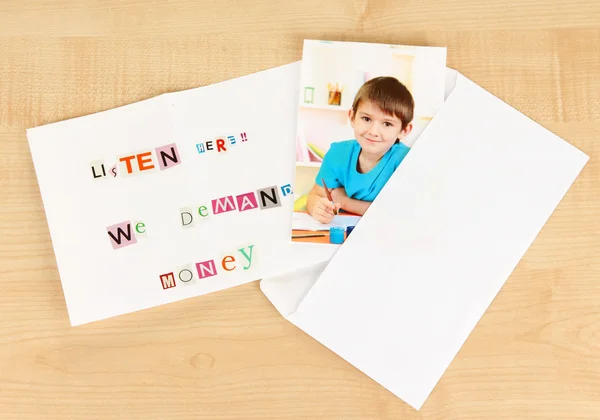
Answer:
[[1, 1, 599, 419]]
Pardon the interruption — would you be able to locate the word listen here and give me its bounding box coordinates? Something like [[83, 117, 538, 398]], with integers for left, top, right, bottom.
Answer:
[[180, 184, 293, 227], [91, 142, 181, 180], [106, 220, 147, 250], [195, 132, 248, 154], [159, 244, 254, 290]]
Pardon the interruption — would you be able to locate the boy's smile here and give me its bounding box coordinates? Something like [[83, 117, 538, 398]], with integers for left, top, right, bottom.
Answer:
[[349, 99, 412, 163]]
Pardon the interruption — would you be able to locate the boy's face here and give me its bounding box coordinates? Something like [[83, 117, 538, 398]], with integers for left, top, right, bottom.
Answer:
[[349, 99, 412, 158]]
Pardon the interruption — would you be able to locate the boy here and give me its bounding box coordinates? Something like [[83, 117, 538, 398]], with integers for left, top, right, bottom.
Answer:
[[306, 76, 415, 224]]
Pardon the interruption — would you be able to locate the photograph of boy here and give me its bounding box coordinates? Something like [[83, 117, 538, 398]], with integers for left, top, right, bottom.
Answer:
[[291, 39, 447, 245], [306, 76, 414, 224]]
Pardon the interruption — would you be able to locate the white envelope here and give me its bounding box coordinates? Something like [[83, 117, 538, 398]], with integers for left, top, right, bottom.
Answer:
[[260, 67, 589, 410]]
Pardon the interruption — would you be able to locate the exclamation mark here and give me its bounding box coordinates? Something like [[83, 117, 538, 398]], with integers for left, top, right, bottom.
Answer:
[[241, 132, 247, 142]]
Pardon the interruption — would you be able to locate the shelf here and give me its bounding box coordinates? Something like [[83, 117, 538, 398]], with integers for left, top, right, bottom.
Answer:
[[296, 161, 322, 168], [300, 103, 349, 111]]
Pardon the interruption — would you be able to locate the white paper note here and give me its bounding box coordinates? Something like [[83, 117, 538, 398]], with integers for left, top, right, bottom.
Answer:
[[27, 62, 303, 326]]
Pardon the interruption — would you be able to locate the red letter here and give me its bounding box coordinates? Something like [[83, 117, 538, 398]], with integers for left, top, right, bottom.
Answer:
[[216, 138, 227, 152], [159, 272, 176, 289], [137, 152, 155, 171], [222, 255, 236, 271], [119, 155, 136, 174]]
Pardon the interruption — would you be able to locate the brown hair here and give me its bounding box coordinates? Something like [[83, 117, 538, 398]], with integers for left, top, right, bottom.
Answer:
[[351, 76, 414, 130]]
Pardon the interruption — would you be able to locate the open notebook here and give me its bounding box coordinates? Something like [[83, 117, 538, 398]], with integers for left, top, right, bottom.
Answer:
[[260, 68, 589, 410]]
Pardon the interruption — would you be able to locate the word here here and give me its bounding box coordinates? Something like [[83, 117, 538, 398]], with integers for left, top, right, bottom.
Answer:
[[196, 132, 248, 154]]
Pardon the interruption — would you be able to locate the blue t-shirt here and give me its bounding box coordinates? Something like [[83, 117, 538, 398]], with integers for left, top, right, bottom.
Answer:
[[315, 139, 410, 202]]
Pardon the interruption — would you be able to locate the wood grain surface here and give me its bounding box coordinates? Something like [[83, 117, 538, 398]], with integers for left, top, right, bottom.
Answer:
[[1, 1, 599, 419]]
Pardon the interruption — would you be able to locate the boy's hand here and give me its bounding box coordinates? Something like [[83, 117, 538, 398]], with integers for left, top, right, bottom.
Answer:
[[312, 197, 342, 224]]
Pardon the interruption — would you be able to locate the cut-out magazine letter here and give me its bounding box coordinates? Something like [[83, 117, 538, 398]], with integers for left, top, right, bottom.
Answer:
[[260, 68, 589, 410], [27, 62, 306, 326]]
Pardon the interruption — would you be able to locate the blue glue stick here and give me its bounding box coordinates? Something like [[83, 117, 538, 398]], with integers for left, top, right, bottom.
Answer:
[[329, 226, 345, 244]]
